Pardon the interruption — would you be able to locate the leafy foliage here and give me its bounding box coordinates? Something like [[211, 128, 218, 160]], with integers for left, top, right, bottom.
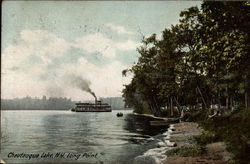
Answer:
[[200, 108, 250, 164], [122, 1, 250, 117]]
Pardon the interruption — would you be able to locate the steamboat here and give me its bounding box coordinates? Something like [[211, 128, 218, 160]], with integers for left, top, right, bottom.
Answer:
[[71, 98, 112, 112]]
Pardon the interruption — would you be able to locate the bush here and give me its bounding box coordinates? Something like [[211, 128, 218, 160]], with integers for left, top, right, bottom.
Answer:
[[178, 145, 206, 157], [166, 145, 206, 157], [195, 130, 220, 146], [199, 108, 250, 164], [182, 109, 208, 122]]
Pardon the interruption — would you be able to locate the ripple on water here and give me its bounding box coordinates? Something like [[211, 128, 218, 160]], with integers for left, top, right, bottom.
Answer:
[[1, 110, 168, 163]]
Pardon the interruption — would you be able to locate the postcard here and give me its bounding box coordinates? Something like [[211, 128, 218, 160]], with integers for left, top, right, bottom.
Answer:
[[1, 1, 249, 164]]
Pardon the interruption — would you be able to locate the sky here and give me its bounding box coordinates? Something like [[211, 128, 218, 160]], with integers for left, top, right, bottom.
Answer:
[[1, 1, 201, 101]]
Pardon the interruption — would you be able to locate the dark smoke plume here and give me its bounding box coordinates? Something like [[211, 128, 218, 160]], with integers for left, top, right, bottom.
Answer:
[[65, 74, 96, 100]]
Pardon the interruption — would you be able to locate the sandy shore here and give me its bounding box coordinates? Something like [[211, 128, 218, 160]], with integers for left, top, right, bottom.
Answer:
[[167, 122, 201, 147], [132, 114, 232, 164], [163, 122, 231, 164]]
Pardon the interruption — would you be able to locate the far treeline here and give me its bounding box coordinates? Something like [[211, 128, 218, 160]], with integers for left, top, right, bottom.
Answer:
[[1, 96, 75, 110], [1, 96, 126, 110], [122, 1, 250, 117]]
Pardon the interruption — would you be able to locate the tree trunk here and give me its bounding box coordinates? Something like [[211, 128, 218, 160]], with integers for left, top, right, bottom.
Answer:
[[153, 97, 160, 115], [218, 91, 221, 109], [249, 97, 250, 109], [232, 97, 234, 108], [149, 103, 156, 115], [248, 97, 250, 109], [149, 103, 153, 113], [196, 88, 199, 105], [173, 96, 181, 115], [197, 86, 207, 109], [230, 96, 233, 110], [170, 97, 173, 116], [167, 98, 170, 116], [151, 101, 156, 115], [245, 92, 248, 109], [226, 85, 229, 109], [226, 96, 229, 110]]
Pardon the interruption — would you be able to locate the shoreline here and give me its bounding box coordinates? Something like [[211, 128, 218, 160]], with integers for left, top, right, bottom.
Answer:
[[132, 112, 171, 121], [133, 120, 231, 164], [132, 112, 180, 164], [163, 122, 231, 164]]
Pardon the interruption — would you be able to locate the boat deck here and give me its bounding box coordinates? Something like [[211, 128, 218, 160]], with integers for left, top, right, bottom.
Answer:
[[72, 101, 112, 112]]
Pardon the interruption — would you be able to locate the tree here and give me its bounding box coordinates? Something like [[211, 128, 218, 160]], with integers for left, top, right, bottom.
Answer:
[[122, 1, 250, 118]]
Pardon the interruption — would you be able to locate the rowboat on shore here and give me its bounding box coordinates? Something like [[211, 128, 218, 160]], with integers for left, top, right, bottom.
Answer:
[[150, 118, 179, 126]]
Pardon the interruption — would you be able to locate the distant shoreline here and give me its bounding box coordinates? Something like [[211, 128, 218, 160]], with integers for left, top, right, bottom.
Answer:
[[1, 109, 70, 110], [1, 109, 133, 111]]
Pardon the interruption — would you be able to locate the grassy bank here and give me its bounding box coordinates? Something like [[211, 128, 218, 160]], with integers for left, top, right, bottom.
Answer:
[[170, 108, 250, 164], [198, 108, 250, 164]]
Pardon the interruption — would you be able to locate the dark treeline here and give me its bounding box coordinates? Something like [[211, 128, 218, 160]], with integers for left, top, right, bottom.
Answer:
[[100, 97, 127, 110], [122, 1, 250, 117], [1, 96, 75, 110]]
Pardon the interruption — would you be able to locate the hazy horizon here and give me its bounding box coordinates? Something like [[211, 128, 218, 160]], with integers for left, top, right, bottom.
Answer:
[[1, 95, 124, 102]]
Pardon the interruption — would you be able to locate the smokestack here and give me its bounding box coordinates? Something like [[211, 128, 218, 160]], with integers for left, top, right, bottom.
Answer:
[[89, 90, 97, 103]]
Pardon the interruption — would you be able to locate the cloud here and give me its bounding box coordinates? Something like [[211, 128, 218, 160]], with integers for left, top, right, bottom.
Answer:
[[2, 30, 71, 76], [42, 57, 130, 100], [2, 73, 48, 98], [73, 33, 139, 58], [73, 33, 116, 58], [105, 23, 134, 35], [2, 44, 33, 73], [21, 30, 70, 56], [2, 30, 134, 100], [115, 40, 140, 51]]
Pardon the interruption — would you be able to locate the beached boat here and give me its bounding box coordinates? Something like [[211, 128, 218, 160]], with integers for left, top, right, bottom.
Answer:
[[150, 118, 180, 126]]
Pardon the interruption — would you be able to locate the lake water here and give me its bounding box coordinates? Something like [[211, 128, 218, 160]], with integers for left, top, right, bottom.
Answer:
[[1, 110, 169, 163]]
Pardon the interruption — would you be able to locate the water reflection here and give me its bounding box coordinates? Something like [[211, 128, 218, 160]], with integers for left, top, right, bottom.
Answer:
[[1, 110, 168, 163], [42, 113, 98, 152], [123, 114, 169, 136]]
